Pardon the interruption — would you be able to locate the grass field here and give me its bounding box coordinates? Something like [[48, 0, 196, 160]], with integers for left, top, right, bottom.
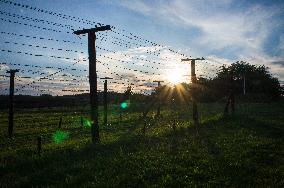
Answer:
[[0, 103, 283, 187]]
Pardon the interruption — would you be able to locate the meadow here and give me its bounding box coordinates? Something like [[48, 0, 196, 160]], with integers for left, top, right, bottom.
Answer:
[[0, 102, 283, 187]]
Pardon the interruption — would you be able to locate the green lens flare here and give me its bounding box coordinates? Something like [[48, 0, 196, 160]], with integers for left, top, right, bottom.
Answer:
[[120, 100, 130, 109], [120, 102, 127, 109], [81, 116, 92, 127], [84, 119, 92, 127], [53, 130, 69, 144], [80, 116, 92, 127]]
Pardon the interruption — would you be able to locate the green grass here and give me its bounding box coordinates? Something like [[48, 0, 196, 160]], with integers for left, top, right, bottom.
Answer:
[[0, 103, 283, 187]]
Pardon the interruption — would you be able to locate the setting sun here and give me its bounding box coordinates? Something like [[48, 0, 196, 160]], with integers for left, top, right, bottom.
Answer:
[[166, 68, 183, 84]]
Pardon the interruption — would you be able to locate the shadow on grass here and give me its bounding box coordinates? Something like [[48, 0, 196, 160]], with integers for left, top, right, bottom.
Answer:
[[196, 114, 283, 187], [1, 113, 283, 187]]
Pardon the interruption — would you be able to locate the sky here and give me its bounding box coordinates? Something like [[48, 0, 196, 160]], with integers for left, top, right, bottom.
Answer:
[[0, 0, 283, 95]]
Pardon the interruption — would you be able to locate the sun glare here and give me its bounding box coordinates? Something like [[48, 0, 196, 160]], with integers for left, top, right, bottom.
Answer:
[[166, 68, 183, 84]]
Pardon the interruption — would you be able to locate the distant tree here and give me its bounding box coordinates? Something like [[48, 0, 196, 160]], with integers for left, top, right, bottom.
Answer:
[[123, 86, 132, 101], [209, 61, 282, 101], [165, 61, 283, 103]]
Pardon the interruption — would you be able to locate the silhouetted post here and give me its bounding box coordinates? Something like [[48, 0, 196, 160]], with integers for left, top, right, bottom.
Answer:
[[37, 136, 42, 155], [240, 61, 246, 96], [74, 25, 111, 143], [153, 80, 164, 117], [243, 75, 246, 95], [231, 90, 235, 113], [80, 116, 84, 127], [224, 75, 235, 115], [100, 77, 113, 126], [173, 119, 176, 131], [58, 116, 62, 128], [143, 120, 146, 136], [119, 110, 122, 124], [7, 69, 19, 138], [181, 57, 205, 126]]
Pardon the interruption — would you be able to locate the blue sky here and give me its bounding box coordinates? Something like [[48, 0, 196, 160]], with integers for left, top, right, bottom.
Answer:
[[0, 0, 283, 95]]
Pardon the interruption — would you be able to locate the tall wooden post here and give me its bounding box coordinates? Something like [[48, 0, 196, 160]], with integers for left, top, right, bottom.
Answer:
[[191, 60, 198, 125], [100, 77, 113, 126], [181, 57, 204, 126], [243, 75, 246, 95], [104, 80, 107, 125], [37, 136, 42, 156], [58, 116, 62, 128], [153, 80, 164, 117], [89, 31, 99, 143], [224, 75, 235, 115], [7, 69, 19, 138], [74, 25, 111, 143]]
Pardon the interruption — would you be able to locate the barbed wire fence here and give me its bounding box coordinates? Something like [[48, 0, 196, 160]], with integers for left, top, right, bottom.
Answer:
[[0, 0, 226, 143]]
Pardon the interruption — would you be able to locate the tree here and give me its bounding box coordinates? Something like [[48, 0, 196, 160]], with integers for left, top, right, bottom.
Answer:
[[123, 86, 132, 101], [212, 61, 282, 101], [172, 61, 283, 102]]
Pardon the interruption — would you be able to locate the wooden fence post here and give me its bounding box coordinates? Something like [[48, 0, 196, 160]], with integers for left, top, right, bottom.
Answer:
[[7, 69, 19, 138], [37, 136, 42, 156], [58, 116, 62, 128]]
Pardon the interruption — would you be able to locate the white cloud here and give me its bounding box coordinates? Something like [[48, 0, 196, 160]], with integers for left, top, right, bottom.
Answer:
[[206, 55, 231, 66], [115, 0, 284, 80], [0, 64, 10, 72], [240, 54, 284, 80], [279, 34, 284, 52]]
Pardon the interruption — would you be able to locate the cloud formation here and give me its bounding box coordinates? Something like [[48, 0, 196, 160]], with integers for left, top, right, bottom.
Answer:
[[115, 0, 284, 80]]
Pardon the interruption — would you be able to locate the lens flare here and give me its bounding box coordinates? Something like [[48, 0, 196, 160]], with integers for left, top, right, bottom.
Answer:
[[120, 100, 130, 109], [84, 118, 92, 127], [81, 116, 92, 127], [53, 130, 69, 144], [120, 102, 127, 109]]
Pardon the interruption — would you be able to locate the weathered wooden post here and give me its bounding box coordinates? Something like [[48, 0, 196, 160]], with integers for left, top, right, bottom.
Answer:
[[80, 116, 84, 127], [74, 25, 111, 143], [153, 80, 164, 118], [58, 116, 62, 128], [7, 69, 19, 138], [100, 77, 113, 126], [181, 57, 205, 126], [37, 136, 42, 155], [143, 120, 146, 136], [119, 109, 122, 125], [173, 119, 176, 131], [224, 75, 235, 115]]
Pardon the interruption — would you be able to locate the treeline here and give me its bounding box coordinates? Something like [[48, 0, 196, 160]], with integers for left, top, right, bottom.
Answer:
[[196, 61, 283, 102]]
